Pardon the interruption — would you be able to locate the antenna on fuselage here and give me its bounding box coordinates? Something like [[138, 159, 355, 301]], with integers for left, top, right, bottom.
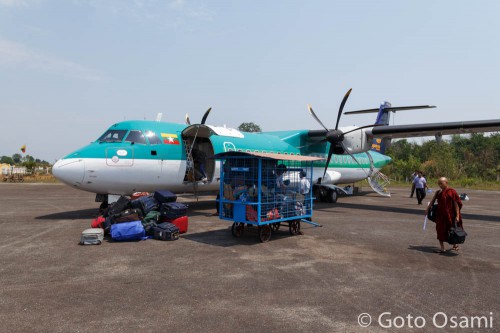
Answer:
[[156, 113, 163, 122]]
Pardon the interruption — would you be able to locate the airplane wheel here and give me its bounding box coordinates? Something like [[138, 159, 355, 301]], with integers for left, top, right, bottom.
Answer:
[[98, 201, 108, 215], [319, 187, 328, 202], [328, 189, 338, 203], [289, 220, 301, 235], [231, 222, 245, 238], [258, 225, 272, 243]]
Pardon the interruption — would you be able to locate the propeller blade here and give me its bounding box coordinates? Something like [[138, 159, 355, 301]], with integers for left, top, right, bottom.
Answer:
[[307, 104, 329, 131], [335, 88, 352, 130], [340, 142, 370, 177], [323, 144, 335, 179], [185, 113, 191, 125], [201, 107, 212, 125]]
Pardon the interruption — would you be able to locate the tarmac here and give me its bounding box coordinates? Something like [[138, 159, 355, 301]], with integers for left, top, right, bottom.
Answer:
[[0, 183, 499, 333]]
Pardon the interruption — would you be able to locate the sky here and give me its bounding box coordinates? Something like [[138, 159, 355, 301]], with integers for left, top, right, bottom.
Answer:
[[1, 0, 500, 162]]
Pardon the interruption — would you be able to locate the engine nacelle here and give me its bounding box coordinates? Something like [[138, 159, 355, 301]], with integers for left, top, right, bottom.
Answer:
[[342, 128, 372, 154]]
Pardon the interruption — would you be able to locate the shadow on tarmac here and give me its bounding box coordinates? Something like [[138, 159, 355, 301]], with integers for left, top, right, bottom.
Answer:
[[316, 202, 499, 223], [36, 208, 98, 220], [408, 245, 459, 257]]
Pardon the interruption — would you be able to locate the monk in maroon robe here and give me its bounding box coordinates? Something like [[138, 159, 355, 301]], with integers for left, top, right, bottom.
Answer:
[[426, 177, 463, 253]]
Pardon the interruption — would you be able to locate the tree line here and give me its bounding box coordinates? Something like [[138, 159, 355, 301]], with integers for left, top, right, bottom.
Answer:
[[1, 154, 51, 173], [382, 133, 500, 185]]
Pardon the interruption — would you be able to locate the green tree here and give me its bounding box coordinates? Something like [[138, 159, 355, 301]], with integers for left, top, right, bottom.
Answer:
[[238, 122, 262, 132], [1, 156, 14, 164], [12, 154, 21, 163]]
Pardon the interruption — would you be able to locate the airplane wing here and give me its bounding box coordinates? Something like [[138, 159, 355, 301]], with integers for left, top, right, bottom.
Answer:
[[366, 119, 500, 139]]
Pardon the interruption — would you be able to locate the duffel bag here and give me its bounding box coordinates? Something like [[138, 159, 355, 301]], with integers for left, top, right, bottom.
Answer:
[[142, 211, 160, 236], [110, 221, 145, 242], [111, 208, 143, 223]]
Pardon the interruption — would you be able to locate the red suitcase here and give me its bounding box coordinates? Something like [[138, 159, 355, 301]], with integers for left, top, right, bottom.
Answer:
[[160, 215, 188, 234]]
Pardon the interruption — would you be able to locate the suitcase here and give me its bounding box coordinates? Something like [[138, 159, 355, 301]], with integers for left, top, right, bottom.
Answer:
[[153, 222, 180, 241], [160, 215, 188, 234], [111, 208, 143, 223], [131, 195, 159, 215], [110, 221, 145, 242], [153, 190, 177, 203], [80, 228, 104, 245], [160, 202, 188, 219], [108, 196, 131, 216]]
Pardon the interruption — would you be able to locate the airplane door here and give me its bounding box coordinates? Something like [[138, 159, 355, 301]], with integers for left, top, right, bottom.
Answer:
[[106, 148, 134, 166]]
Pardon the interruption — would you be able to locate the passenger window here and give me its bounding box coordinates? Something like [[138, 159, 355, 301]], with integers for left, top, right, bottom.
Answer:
[[145, 130, 162, 145], [98, 130, 128, 142], [125, 130, 146, 144]]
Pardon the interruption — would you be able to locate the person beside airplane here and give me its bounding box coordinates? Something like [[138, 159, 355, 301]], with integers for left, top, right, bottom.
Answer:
[[425, 177, 463, 253], [409, 170, 418, 198], [413, 171, 428, 205]]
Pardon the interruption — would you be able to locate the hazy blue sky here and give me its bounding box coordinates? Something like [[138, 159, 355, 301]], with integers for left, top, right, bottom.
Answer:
[[1, 0, 499, 162]]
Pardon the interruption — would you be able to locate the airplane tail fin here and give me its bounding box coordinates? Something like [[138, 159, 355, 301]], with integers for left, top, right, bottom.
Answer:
[[345, 102, 435, 154]]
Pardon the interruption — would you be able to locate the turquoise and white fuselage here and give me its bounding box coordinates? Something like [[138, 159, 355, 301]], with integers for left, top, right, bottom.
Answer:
[[52, 120, 392, 196]]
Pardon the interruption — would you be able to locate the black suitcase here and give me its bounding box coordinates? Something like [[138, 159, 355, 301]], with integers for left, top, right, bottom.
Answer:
[[160, 202, 188, 219], [131, 195, 159, 215], [153, 222, 179, 241], [108, 196, 131, 216], [153, 190, 177, 203]]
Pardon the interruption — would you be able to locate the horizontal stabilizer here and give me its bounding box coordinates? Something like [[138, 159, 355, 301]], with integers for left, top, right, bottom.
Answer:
[[368, 119, 500, 139], [345, 105, 435, 115]]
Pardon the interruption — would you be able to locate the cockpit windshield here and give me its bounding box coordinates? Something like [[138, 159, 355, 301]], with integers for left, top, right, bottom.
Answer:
[[145, 130, 162, 145], [125, 130, 146, 144], [97, 130, 128, 143]]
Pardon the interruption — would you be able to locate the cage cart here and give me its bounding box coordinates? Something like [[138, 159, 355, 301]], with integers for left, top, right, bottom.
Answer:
[[215, 152, 323, 242]]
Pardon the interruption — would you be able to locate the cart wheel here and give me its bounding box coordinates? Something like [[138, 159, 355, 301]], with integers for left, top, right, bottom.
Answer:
[[289, 220, 301, 235], [231, 222, 245, 237], [258, 225, 272, 243], [270, 222, 280, 232]]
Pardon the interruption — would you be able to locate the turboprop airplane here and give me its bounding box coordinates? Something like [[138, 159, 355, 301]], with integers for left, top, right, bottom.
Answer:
[[52, 89, 500, 208]]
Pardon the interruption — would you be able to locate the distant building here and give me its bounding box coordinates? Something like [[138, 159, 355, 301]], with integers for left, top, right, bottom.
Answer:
[[1, 163, 11, 175], [0, 164, 27, 175]]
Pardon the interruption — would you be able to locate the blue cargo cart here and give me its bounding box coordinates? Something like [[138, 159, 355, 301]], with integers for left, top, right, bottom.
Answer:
[[215, 152, 323, 242]]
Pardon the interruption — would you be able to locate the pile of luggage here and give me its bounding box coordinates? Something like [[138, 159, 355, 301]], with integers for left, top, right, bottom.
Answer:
[[80, 190, 188, 245]]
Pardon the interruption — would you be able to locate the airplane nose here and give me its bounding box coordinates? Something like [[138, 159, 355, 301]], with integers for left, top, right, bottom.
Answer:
[[52, 158, 85, 187]]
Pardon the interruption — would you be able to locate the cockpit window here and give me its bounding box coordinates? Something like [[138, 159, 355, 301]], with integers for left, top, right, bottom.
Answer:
[[124, 130, 146, 144], [98, 130, 128, 143], [145, 130, 162, 145]]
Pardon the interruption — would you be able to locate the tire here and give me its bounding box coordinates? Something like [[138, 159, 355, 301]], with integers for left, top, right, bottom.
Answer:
[[289, 220, 301, 235], [328, 189, 338, 203], [319, 187, 328, 202], [231, 222, 244, 237], [258, 225, 272, 243]]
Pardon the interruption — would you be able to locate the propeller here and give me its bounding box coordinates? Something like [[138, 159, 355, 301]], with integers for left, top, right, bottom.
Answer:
[[185, 113, 191, 125], [307, 88, 375, 179], [201, 107, 212, 125]]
